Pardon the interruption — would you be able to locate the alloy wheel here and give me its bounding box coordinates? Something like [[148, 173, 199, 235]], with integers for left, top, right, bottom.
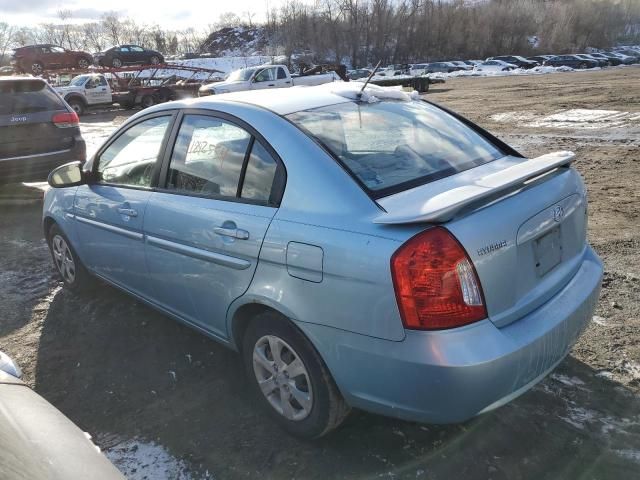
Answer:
[[252, 335, 313, 421], [112, 58, 123, 68], [52, 234, 76, 284], [31, 62, 43, 74], [78, 58, 89, 68]]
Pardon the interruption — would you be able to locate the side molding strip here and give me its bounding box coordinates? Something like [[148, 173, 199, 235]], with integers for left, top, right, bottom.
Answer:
[[146, 235, 251, 270]]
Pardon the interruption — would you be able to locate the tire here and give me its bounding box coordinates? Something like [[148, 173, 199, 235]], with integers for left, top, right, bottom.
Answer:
[[47, 224, 94, 291], [66, 97, 85, 115], [111, 57, 123, 68], [579, 62, 588, 69], [242, 312, 350, 439], [31, 61, 44, 75], [149, 55, 160, 65], [77, 57, 90, 69], [140, 95, 155, 109]]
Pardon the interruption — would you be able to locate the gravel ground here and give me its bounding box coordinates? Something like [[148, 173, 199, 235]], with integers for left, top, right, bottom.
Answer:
[[0, 67, 638, 479]]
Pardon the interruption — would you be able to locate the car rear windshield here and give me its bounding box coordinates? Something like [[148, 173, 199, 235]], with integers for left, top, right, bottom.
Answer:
[[0, 80, 66, 115], [287, 100, 504, 197]]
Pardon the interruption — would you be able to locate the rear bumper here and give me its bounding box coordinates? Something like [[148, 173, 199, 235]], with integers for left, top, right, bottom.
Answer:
[[0, 141, 85, 184], [299, 246, 603, 423]]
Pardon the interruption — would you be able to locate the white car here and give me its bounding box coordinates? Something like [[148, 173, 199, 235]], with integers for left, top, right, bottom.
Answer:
[[473, 60, 519, 73]]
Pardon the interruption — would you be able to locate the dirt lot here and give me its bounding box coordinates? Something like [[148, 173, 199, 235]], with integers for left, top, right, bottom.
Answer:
[[1, 67, 639, 479]]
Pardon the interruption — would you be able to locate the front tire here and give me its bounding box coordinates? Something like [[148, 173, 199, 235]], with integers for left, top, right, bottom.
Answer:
[[242, 312, 350, 438], [31, 61, 44, 75], [77, 57, 90, 69], [140, 95, 155, 109], [149, 55, 160, 65], [66, 97, 85, 115], [47, 224, 94, 291]]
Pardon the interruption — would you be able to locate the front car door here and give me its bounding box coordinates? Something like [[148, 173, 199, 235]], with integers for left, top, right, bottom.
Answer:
[[129, 46, 146, 63], [251, 67, 277, 90], [143, 111, 285, 338], [73, 113, 175, 297]]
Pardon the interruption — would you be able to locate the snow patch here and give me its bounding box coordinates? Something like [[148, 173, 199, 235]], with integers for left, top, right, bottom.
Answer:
[[491, 109, 640, 130], [550, 373, 586, 387], [317, 81, 420, 102], [105, 438, 199, 480], [592, 315, 609, 326], [614, 449, 640, 463]]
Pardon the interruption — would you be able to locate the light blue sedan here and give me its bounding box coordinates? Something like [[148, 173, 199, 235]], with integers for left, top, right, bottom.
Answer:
[[44, 83, 603, 438]]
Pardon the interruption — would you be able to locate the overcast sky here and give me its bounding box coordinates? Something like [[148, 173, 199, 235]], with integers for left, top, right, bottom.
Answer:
[[0, 0, 291, 29]]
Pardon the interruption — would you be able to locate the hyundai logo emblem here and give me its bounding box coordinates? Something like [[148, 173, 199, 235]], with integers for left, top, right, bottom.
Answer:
[[553, 205, 565, 223]]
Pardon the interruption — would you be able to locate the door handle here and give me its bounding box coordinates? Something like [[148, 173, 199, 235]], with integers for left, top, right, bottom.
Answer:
[[117, 207, 138, 217], [214, 227, 249, 240]]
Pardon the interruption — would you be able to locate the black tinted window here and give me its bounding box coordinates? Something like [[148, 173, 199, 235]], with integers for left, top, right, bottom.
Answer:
[[277, 67, 287, 80], [0, 81, 65, 115], [241, 141, 278, 203], [167, 115, 251, 198]]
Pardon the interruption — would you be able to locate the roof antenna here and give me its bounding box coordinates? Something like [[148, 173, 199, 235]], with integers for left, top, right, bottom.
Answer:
[[357, 60, 382, 100]]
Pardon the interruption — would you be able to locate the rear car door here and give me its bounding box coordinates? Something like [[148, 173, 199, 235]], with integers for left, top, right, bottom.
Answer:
[[143, 111, 285, 338], [73, 113, 175, 297]]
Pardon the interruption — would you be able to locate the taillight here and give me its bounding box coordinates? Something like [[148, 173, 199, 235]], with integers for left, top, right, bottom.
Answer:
[[52, 112, 79, 128], [391, 227, 486, 330]]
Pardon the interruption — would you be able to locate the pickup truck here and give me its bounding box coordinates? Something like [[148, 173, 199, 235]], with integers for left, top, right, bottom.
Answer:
[[54, 73, 161, 115], [198, 64, 340, 96]]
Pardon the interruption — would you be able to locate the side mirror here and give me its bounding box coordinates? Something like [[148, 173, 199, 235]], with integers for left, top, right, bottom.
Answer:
[[48, 161, 86, 188]]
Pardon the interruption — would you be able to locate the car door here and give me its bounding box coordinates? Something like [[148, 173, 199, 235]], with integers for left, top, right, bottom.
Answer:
[[251, 67, 277, 90], [73, 113, 175, 298], [129, 46, 146, 63], [275, 67, 292, 88], [117, 46, 132, 64], [143, 111, 285, 338]]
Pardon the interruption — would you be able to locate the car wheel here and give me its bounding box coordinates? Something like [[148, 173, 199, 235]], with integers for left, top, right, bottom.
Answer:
[[66, 97, 85, 115], [243, 311, 350, 438], [48, 224, 94, 291], [140, 95, 155, 109], [111, 57, 123, 68], [31, 61, 44, 75], [77, 58, 90, 69], [149, 55, 160, 65], [579, 62, 588, 69]]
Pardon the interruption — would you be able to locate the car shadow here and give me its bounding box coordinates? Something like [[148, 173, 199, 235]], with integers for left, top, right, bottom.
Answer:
[[33, 283, 640, 480]]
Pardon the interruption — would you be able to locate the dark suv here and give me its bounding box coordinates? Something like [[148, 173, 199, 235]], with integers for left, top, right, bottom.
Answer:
[[11, 44, 93, 75], [0, 78, 86, 184]]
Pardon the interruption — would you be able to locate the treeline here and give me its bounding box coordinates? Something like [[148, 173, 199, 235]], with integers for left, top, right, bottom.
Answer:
[[267, 0, 640, 66], [1, 0, 639, 67]]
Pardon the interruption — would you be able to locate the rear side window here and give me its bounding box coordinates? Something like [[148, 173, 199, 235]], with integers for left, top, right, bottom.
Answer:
[[241, 141, 278, 202], [0, 81, 65, 115], [277, 67, 287, 80], [167, 115, 251, 198], [287, 100, 504, 197]]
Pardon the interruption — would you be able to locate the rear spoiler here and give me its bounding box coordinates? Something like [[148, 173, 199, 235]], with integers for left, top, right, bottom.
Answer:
[[374, 151, 575, 224]]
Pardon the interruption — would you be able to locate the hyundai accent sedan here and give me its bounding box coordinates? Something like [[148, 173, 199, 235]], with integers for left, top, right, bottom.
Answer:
[[43, 83, 603, 438]]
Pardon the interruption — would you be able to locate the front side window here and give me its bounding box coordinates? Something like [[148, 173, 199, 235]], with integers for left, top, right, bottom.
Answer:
[[288, 100, 503, 197], [277, 67, 287, 80], [254, 68, 275, 82], [97, 116, 171, 187], [167, 115, 251, 198]]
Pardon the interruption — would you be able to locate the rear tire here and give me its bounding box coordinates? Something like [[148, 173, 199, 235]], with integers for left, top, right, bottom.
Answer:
[[150, 55, 160, 65], [140, 95, 155, 109], [111, 57, 123, 68], [579, 62, 588, 69], [77, 57, 90, 69], [242, 312, 350, 438], [47, 224, 95, 291]]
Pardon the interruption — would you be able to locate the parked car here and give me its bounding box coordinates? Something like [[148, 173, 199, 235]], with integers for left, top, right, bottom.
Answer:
[[94, 45, 165, 68], [0, 77, 85, 184], [605, 52, 636, 65], [543, 54, 599, 69], [448, 60, 473, 70], [10, 44, 93, 75], [462, 60, 483, 67], [528, 55, 555, 64], [575, 54, 608, 67], [473, 60, 518, 73], [612, 49, 640, 62], [199, 65, 339, 96], [44, 83, 602, 438], [591, 52, 621, 66], [347, 68, 373, 80], [422, 62, 465, 73], [0, 351, 124, 479], [487, 55, 538, 69]]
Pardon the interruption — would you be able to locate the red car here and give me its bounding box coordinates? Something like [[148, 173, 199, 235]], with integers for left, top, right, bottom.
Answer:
[[11, 44, 93, 75]]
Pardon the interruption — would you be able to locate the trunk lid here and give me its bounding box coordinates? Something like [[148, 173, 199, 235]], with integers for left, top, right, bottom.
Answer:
[[377, 153, 588, 328]]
